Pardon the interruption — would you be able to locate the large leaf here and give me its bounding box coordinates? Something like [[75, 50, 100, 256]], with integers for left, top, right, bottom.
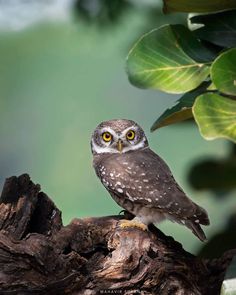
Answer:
[[211, 49, 236, 96], [221, 256, 236, 295], [151, 82, 210, 131], [126, 25, 211, 94], [163, 0, 236, 13], [191, 10, 236, 48], [193, 93, 236, 142]]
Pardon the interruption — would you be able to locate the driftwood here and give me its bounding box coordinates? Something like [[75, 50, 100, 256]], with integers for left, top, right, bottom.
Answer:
[[0, 174, 235, 295]]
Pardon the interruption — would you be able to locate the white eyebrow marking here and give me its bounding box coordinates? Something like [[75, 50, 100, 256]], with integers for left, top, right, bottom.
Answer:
[[120, 125, 138, 137], [100, 127, 117, 138]]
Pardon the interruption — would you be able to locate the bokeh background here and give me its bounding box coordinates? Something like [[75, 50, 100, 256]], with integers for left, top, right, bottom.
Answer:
[[0, 0, 235, 255]]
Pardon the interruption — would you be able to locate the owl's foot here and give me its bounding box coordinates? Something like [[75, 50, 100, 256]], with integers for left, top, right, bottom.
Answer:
[[118, 219, 148, 231]]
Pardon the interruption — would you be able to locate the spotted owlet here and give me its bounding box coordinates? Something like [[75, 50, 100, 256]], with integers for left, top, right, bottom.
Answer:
[[91, 119, 209, 241]]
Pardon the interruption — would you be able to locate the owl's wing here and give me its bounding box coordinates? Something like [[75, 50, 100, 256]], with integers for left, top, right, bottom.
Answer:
[[96, 148, 209, 240]]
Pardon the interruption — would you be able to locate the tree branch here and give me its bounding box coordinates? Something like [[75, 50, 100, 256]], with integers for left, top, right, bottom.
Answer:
[[0, 174, 234, 294]]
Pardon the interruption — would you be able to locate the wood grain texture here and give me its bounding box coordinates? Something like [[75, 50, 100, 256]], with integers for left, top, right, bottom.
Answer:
[[0, 174, 235, 295]]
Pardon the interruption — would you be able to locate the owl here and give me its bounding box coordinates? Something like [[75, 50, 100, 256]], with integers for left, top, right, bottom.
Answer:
[[91, 119, 209, 241]]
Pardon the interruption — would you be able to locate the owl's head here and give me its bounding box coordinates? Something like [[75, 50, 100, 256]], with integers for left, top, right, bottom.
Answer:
[[91, 119, 149, 155]]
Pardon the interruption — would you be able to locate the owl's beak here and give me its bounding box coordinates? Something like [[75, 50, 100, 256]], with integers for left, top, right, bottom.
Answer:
[[117, 139, 123, 153]]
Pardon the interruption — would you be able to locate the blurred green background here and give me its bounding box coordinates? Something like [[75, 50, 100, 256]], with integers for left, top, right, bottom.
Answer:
[[0, 0, 235, 255]]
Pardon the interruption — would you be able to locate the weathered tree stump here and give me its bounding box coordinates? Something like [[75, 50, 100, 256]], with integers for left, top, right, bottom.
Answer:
[[0, 174, 235, 295]]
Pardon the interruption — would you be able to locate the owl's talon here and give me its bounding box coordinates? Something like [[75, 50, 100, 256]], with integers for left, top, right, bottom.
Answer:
[[118, 219, 148, 231]]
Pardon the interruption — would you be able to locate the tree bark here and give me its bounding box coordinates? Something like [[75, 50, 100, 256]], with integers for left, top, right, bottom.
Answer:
[[0, 174, 234, 295]]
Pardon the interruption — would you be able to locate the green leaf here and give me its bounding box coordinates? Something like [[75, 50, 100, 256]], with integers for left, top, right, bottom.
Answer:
[[163, 0, 236, 13], [221, 256, 236, 295], [207, 82, 217, 91], [211, 48, 236, 96], [126, 25, 211, 94], [151, 82, 210, 131], [193, 93, 236, 142], [191, 10, 236, 48], [151, 99, 192, 131]]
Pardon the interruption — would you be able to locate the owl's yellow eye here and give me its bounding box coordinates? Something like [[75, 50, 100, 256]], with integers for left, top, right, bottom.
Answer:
[[126, 130, 135, 141], [102, 132, 112, 142]]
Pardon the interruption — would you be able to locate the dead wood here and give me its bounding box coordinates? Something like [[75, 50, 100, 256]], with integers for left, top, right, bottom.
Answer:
[[0, 174, 234, 295]]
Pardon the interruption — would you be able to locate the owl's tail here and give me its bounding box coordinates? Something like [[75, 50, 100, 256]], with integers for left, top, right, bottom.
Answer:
[[186, 221, 207, 242], [186, 205, 210, 242]]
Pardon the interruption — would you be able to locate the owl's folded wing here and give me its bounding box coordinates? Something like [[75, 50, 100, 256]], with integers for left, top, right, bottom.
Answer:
[[98, 148, 209, 227]]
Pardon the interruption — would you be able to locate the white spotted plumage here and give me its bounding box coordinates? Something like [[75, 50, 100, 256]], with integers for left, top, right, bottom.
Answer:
[[91, 119, 210, 241]]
